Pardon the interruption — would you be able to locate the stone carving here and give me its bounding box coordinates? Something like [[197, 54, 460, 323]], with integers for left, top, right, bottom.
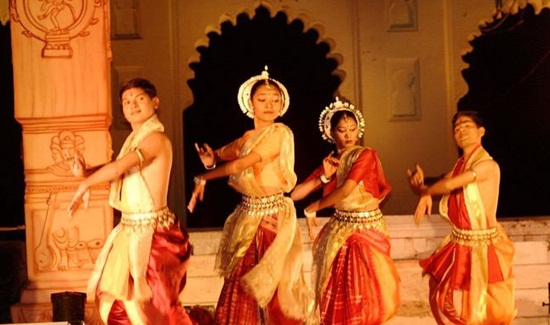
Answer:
[[34, 192, 105, 272], [10, 0, 102, 58], [34, 192, 59, 272], [47, 130, 85, 176]]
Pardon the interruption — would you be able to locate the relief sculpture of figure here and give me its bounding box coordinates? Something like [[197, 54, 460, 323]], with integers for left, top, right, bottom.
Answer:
[[47, 130, 86, 177]]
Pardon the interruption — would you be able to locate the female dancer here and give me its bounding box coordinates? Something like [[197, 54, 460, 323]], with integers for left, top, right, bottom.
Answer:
[[291, 98, 400, 324], [187, 67, 310, 325]]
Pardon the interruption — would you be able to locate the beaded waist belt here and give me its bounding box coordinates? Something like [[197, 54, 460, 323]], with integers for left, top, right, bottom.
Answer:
[[120, 206, 176, 231], [240, 193, 285, 216], [333, 209, 383, 223], [451, 226, 500, 246]]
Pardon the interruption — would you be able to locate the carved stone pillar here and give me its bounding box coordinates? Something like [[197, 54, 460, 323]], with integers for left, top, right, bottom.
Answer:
[[9, 1, 112, 324]]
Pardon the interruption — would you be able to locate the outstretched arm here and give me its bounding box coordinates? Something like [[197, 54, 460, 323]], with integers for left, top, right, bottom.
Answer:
[[70, 152, 105, 178], [304, 179, 357, 214], [413, 159, 496, 224], [292, 152, 339, 201], [407, 163, 449, 192], [424, 159, 495, 196], [68, 132, 165, 216], [290, 177, 321, 202], [187, 151, 262, 212]]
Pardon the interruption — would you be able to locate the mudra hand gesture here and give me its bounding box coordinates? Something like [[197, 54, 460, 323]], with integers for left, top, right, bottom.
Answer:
[[413, 192, 432, 225], [187, 176, 206, 213], [407, 163, 425, 189], [322, 151, 339, 179], [68, 182, 91, 217], [304, 201, 321, 241], [194, 143, 215, 168], [70, 152, 86, 177]]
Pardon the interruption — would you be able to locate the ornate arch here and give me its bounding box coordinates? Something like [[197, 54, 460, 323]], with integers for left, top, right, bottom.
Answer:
[[186, 3, 346, 84], [453, 0, 550, 100], [458, 2, 550, 216], [183, 4, 344, 227]]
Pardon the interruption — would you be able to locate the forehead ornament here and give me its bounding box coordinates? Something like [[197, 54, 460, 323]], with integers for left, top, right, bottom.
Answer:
[[237, 65, 290, 119], [318, 97, 365, 143]]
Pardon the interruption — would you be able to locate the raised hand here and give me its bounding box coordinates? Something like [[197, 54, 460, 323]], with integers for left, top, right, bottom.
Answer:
[[322, 151, 339, 179], [70, 152, 86, 177], [407, 163, 425, 189], [194, 143, 215, 168]]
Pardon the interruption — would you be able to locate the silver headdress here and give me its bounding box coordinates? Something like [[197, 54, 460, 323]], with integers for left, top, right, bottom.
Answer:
[[237, 66, 290, 119], [318, 97, 365, 143]]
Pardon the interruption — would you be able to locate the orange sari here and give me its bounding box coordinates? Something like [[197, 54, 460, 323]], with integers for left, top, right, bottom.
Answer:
[[420, 147, 516, 325]]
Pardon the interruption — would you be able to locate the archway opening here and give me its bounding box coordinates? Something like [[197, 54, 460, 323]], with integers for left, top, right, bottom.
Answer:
[[183, 5, 341, 228], [0, 22, 25, 232], [458, 4, 550, 217]]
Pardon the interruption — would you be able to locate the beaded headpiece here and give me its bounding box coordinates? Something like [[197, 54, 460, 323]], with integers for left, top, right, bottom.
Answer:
[[237, 66, 290, 119], [318, 97, 365, 143]]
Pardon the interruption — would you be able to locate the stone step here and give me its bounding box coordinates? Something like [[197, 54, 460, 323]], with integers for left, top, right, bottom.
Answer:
[[181, 245, 550, 320], [182, 216, 550, 322]]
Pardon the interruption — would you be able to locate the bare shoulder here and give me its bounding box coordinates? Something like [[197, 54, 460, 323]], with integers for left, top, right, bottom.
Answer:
[[138, 131, 172, 159], [473, 158, 500, 182], [475, 158, 499, 173], [143, 131, 171, 145]]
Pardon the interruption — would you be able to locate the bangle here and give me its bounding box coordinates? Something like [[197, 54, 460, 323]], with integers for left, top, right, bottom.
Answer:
[[304, 209, 316, 218], [319, 174, 331, 184], [193, 176, 206, 186], [205, 163, 216, 170], [134, 149, 145, 167]]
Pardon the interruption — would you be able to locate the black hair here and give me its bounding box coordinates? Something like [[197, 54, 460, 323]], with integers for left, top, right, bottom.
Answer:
[[250, 79, 281, 98], [452, 110, 484, 128], [330, 110, 358, 131], [119, 78, 157, 100]]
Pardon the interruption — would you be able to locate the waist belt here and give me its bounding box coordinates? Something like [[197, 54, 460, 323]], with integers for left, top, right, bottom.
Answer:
[[450, 226, 500, 246], [239, 193, 285, 216], [333, 209, 383, 223], [120, 206, 176, 231]]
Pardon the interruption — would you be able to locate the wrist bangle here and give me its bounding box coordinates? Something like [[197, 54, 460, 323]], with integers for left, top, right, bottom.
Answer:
[[193, 176, 206, 186], [319, 174, 331, 184], [205, 163, 216, 170], [304, 209, 316, 218]]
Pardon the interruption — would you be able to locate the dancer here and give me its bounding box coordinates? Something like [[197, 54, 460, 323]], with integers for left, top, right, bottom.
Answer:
[[291, 98, 399, 324], [69, 78, 195, 325], [187, 67, 310, 325], [408, 110, 516, 324]]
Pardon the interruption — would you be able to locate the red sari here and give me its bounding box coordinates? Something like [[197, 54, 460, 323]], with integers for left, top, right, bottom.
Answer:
[[104, 218, 194, 325], [310, 146, 400, 325], [420, 147, 516, 325]]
